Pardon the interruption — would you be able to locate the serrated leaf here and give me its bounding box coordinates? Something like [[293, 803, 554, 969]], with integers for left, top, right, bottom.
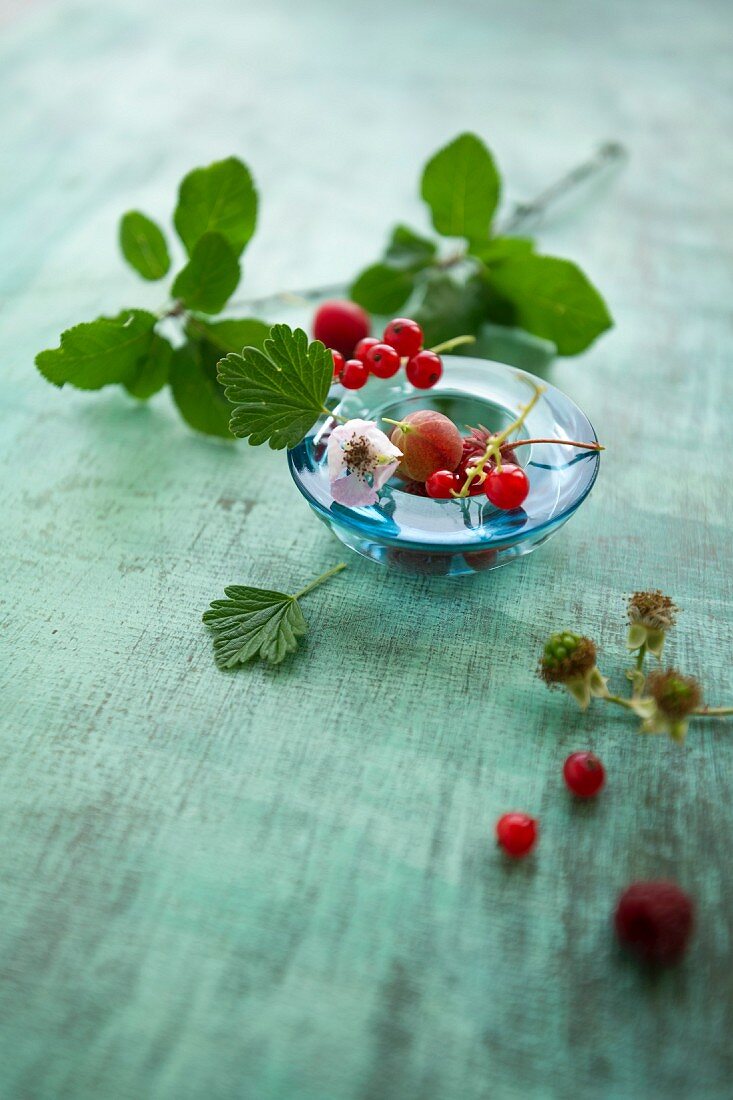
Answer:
[[470, 236, 534, 265], [203, 586, 307, 667], [421, 133, 501, 241], [489, 254, 613, 355], [350, 263, 414, 314], [172, 232, 240, 314], [187, 316, 270, 355], [124, 333, 173, 399], [174, 156, 257, 257], [218, 324, 332, 449], [36, 310, 157, 391], [119, 211, 171, 280], [383, 224, 437, 270], [169, 340, 234, 438]]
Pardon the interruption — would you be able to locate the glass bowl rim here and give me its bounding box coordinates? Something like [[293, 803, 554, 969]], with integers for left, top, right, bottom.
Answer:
[[287, 358, 600, 553]]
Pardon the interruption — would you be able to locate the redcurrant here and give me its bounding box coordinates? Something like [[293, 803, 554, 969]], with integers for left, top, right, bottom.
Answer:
[[340, 359, 369, 390], [496, 812, 538, 858], [563, 752, 605, 798], [484, 463, 529, 510], [313, 300, 370, 358], [331, 349, 345, 381], [425, 469, 461, 499], [383, 317, 423, 357], [354, 337, 380, 364], [406, 350, 443, 389], [364, 342, 401, 379]]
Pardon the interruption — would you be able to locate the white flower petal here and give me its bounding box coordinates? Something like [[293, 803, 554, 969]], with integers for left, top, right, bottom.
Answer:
[[331, 474, 378, 507], [372, 459, 400, 491]]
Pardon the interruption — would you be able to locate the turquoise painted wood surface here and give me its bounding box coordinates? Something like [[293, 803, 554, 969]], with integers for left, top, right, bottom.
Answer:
[[2, 1, 733, 1097]]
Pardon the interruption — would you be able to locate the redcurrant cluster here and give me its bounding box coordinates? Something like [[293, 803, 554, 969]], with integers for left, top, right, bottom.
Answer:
[[394, 411, 530, 510], [318, 307, 443, 392]]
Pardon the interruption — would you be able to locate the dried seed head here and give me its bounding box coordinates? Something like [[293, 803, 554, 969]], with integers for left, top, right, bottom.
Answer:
[[628, 590, 678, 631], [647, 670, 702, 719], [540, 633, 597, 685]]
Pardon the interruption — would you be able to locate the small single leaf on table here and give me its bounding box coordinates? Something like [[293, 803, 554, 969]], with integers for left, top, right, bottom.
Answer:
[[119, 211, 171, 280], [218, 323, 333, 449], [172, 233, 240, 315], [35, 309, 157, 390], [174, 156, 257, 257], [203, 564, 347, 668]]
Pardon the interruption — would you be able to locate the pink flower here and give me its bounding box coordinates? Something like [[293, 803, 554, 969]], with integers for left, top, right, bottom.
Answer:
[[327, 419, 402, 507]]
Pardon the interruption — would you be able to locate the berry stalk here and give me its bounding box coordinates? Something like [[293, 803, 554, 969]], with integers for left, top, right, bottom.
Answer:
[[454, 379, 546, 498]]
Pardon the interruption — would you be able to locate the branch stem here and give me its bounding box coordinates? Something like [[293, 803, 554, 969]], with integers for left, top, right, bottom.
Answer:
[[693, 706, 733, 717], [510, 438, 604, 451], [294, 563, 347, 600]]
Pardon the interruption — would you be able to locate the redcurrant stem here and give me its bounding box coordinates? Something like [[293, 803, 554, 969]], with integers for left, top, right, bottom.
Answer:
[[428, 335, 476, 355], [453, 380, 546, 498], [693, 706, 733, 717], [293, 562, 347, 600], [510, 438, 604, 451], [321, 406, 348, 424]]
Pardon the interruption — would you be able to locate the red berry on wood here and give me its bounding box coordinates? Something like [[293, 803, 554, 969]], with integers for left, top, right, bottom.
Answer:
[[484, 463, 529, 510], [563, 752, 605, 798], [340, 359, 369, 390], [496, 812, 538, 858], [614, 881, 694, 964], [354, 337, 380, 364], [406, 350, 443, 389], [383, 317, 423, 357], [331, 349, 345, 380], [313, 300, 370, 358], [425, 469, 461, 499], [365, 342, 402, 379]]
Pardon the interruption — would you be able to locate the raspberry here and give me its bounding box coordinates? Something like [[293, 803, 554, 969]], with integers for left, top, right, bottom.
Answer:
[[614, 881, 694, 964], [313, 300, 370, 358]]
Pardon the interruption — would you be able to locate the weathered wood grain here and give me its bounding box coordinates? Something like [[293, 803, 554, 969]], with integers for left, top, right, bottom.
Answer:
[[1, 0, 733, 1097]]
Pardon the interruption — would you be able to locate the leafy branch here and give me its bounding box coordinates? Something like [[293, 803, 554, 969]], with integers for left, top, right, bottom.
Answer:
[[349, 132, 614, 356], [35, 157, 270, 437]]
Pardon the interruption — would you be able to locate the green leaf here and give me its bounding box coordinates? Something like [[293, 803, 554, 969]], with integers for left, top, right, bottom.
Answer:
[[174, 156, 257, 257], [124, 333, 173, 399], [187, 317, 270, 356], [421, 132, 501, 241], [118, 211, 171, 281], [350, 263, 414, 314], [203, 585, 307, 667], [172, 233, 240, 314], [218, 324, 333, 449], [413, 271, 490, 347], [383, 224, 437, 270], [489, 254, 613, 355], [470, 236, 534, 265], [169, 340, 233, 438], [36, 310, 157, 391]]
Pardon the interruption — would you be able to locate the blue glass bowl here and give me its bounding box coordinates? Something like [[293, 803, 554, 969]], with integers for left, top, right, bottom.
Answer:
[[288, 356, 600, 576]]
